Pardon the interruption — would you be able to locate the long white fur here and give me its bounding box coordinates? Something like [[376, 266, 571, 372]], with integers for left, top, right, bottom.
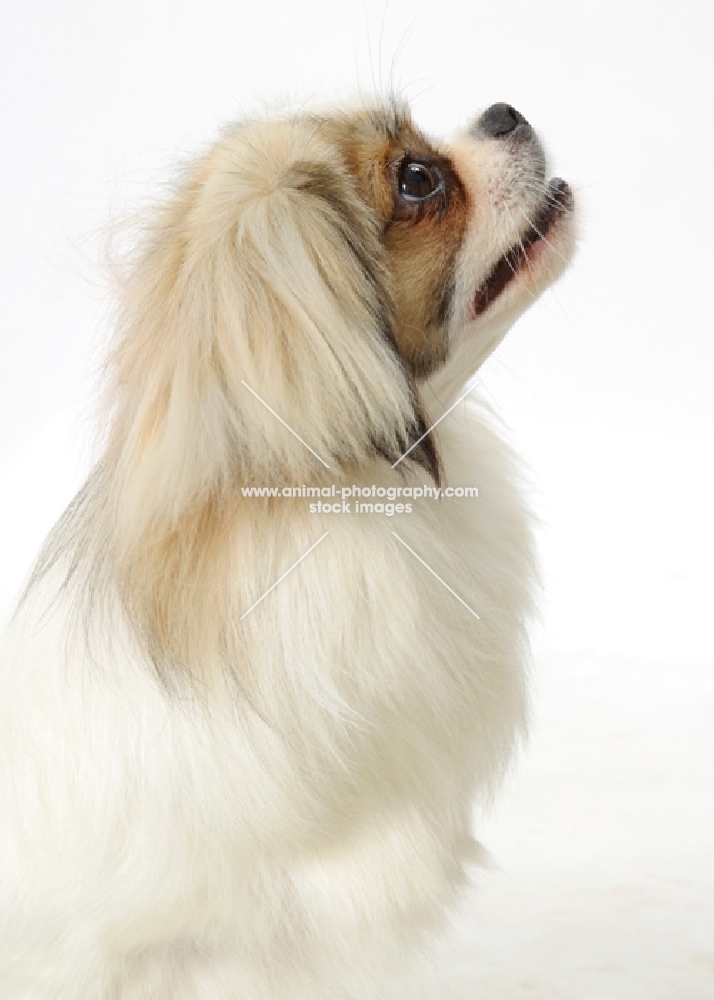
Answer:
[[0, 104, 573, 999]]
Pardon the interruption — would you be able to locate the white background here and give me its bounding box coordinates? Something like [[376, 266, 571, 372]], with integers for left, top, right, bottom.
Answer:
[[1, 1, 712, 996]]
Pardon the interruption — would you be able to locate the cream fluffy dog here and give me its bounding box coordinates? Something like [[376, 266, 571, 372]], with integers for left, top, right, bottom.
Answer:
[[0, 100, 574, 998]]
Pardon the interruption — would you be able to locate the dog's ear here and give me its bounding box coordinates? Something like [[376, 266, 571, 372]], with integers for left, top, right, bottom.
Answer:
[[228, 151, 440, 487], [105, 119, 438, 537]]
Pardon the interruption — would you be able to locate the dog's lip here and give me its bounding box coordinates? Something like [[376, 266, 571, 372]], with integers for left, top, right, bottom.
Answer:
[[472, 178, 573, 316]]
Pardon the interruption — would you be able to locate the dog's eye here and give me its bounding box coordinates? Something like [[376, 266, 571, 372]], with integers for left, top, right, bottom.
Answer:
[[398, 160, 442, 201]]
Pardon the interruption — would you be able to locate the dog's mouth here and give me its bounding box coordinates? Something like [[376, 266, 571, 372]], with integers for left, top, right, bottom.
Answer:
[[472, 178, 573, 316]]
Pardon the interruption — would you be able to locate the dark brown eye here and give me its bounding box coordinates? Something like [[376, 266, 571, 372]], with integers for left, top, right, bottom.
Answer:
[[398, 159, 441, 201]]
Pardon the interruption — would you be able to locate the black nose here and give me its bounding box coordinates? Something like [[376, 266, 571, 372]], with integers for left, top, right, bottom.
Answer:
[[477, 103, 531, 139]]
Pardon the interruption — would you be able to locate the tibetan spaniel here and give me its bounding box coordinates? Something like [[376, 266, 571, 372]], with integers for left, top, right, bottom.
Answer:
[[0, 100, 574, 998]]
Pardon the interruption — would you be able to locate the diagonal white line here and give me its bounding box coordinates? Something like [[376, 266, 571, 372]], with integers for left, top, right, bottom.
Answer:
[[391, 380, 480, 469], [391, 532, 480, 620], [241, 381, 330, 469], [240, 532, 330, 621]]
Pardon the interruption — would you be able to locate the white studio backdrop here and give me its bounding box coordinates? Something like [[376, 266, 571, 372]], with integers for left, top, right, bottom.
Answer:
[[1, 2, 712, 996]]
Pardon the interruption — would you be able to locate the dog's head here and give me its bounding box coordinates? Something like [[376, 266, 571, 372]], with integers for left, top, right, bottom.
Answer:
[[108, 100, 574, 506]]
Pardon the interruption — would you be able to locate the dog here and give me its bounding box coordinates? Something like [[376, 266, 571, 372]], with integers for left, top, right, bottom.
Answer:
[[0, 99, 574, 998]]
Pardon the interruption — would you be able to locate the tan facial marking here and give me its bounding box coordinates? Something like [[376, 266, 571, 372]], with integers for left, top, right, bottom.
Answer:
[[324, 106, 470, 378]]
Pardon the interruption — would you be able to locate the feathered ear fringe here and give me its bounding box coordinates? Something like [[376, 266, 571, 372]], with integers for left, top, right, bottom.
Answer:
[[97, 116, 438, 676], [105, 118, 438, 540]]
